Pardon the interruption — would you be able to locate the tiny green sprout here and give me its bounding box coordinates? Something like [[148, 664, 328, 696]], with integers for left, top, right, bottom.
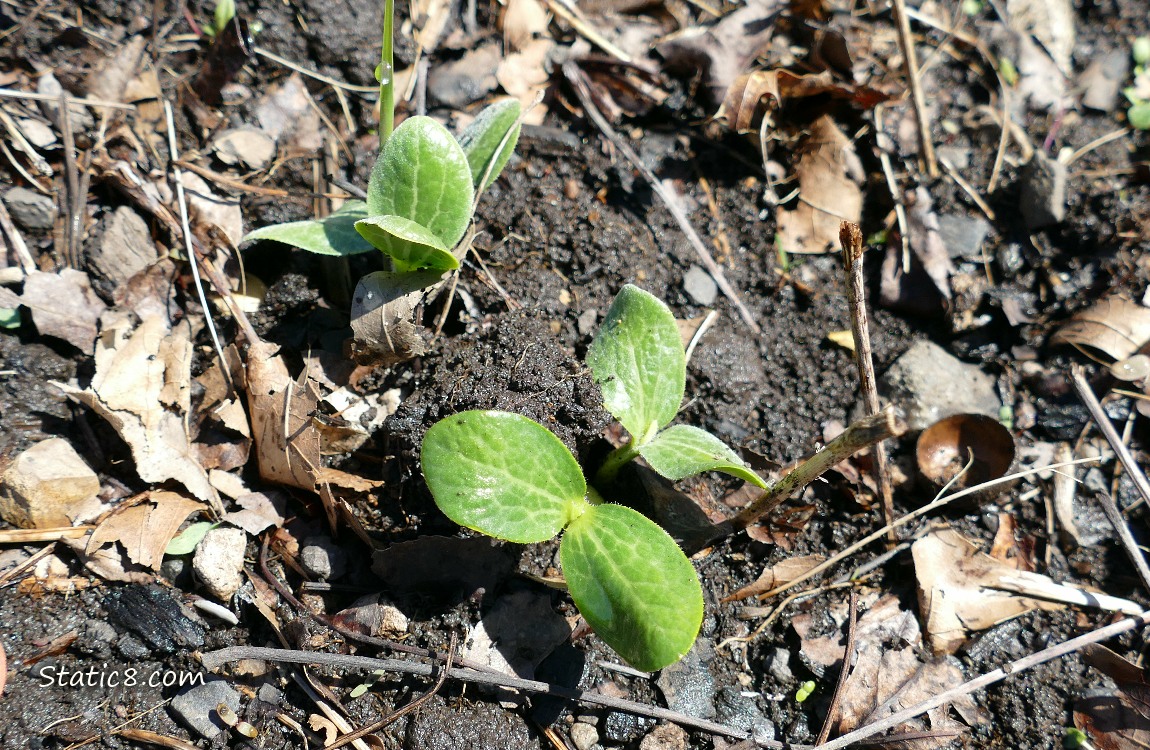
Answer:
[[0, 307, 20, 329], [998, 404, 1014, 432], [588, 285, 769, 490], [999, 57, 1019, 86], [960, 0, 984, 16], [203, 0, 236, 38], [349, 669, 388, 699], [795, 680, 816, 703], [1063, 727, 1094, 750], [1133, 36, 1150, 67]]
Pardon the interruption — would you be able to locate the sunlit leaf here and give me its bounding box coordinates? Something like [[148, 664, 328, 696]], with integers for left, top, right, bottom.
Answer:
[[561, 503, 703, 671], [241, 200, 375, 256], [354, 215, 459, 272], [164, 521, 218, 556], [421, 411, 588, 543], [586, 285, 686, 442], [639, 424, 768, 488], [367, 116, 474, 249], [458, 98, 521, 190]]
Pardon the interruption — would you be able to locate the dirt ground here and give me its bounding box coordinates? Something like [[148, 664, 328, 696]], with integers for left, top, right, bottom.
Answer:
[[1, 0, 1150, 748]]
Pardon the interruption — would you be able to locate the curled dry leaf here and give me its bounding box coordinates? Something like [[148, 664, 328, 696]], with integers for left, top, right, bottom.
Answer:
[[54, 316, 221, 512], [1076, 644, 1150, 750], [716, 69, 890, 134], [722, 554, 826, 602], [501, 0, 549, 52], [1051, 297, 1150, 362], [776, 116, 863, 254], [349, 270, 449, 367], [84, 491, 205, 572], [496, 37, 553, 125], [0, 269, 108, 354]]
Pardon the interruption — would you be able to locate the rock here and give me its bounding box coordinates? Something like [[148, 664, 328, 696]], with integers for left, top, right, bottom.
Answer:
[[193, 527, 247, 599], [170, 677, 241, 740], [37, 72, 94, 131], [15, 117, 57, 149], [299, 536, 348, 580], [765, 646, 793, 683], [1080, 49, 1129, 112], [89, 206, 156, 286], [117, 633, 151, 659], [937, 214, 991, 259], [655, 639, 716, 719], [103, 585, 206, 652], [683, 265, 718, 306], [570, 722, 599, 750], [0, 438, 101, 529], [935, 146, 970, 170], [1019, 151, 1066, 230], [3, 187, 57, 231], [407, 695, 533, 750], [877, 340, 1001, 432], [212, 127, 276, 170], [715, 686, 767, 732], [577, 308, 598, 336], [428, 43, 501, 109], [603, 711, 656, 744], [77, 618, 118, 657], [639, 723, 689, 750]]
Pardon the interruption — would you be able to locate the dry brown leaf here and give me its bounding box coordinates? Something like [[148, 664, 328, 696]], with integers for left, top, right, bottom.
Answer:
[[222, 491, 287, 536], [55, 316, 221, 512], [0, 269, 108, 353], [1075, 644, 1150, 750], [776, 116, 863, 254], [913, 528, 1063, 655], [1051, 297, 1150, 362], [85, 491, 205, 570], [246, 340, 322, 493], [496, 37, 552, 125], [797, 595, 987, 748], [349, 271, 447, 367], [716, 70, 890, 134], [501, 0, 550, 52], [723, 554, 826, 602], [905, 186, 954, 302]]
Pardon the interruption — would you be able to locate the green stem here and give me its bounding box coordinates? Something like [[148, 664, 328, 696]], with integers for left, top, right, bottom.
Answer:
[[378, 0, 394, 149], [595, 440, 640, 487]]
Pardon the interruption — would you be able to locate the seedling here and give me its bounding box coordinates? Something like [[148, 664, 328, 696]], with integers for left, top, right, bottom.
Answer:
[[420, 285, 769, 670], [241, 0, 521, 273], [1124, 36, 1150, 130], [795, 680, 817, 703]]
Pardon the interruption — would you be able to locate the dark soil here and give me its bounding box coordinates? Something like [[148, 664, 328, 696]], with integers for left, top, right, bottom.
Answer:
[[2, 0, 1150, 749]]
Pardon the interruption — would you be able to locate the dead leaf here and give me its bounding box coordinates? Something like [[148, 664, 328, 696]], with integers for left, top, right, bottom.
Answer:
[[0, 269, 108, 353], [913, 528, 1065, 655], [1076, 644, 1150, 750], [55, 316, 221, 512], [717, 69, 890, 134], [85, 34, 147, 105], [85, 491, 205, 570], [246, 340, 322, 493], [776, 116, 863, 254], [723, 555, 826, 602], [1051, 297, 1150, 362], [255, 73, 324, 152], [905, 186, 954, 302], [349, 271, 448, 367], [496, 37, 553, 125], [221, 491, 287, 536], [501, 0, 550, 52]]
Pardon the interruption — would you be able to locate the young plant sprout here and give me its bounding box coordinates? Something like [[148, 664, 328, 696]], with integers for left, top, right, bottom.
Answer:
[[241, 0, 521, 274], [420, 285, 768, 670]]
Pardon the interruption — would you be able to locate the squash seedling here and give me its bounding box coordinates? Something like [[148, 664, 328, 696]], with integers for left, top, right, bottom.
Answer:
[[241, 0, 521, 274], [420, 285, 768, 670]]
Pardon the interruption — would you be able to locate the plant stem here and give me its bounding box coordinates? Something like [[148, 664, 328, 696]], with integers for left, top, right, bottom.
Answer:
[[378, 0, 394, 149], [595, 440, 640, 487]]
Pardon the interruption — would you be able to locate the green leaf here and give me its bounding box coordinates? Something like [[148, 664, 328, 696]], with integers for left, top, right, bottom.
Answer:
[[421, 411, 588, 543], [587, 285, 686, 442], [638, 425, 768, 489], [561, 503, 703, 671], [1129, 102, 1150, 131], [458, 98, 521, 190], [0, 307, 20, 329], [165, 521, 217, 556], [354, 215, 460, 272], [241, 200, 375, 256], [367, 116, 474, 249]]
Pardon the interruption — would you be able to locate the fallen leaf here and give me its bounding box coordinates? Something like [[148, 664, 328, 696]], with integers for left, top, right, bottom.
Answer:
[[1076, 644, 1150, 750], [496, 37, 553, 125], [905, 186, 954, 302], [501, 0, 550, 52], [255, 72, 323, 152], [717, 69, 890, 133], [55, 316, 222, 512], [0, 269, 108, 353], [221, 491, 287, 536], [86, 491, 205, 570], [723, 554, 826, 602], [349, 271, 448, 367], [1051, 297, 1150, 362], [246, 340, 322, 494], [776, 116, 863, 254]]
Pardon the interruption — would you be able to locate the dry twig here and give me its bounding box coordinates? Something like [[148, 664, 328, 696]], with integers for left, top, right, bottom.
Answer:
[[891, 0, 938, 177], [815, 590, 858, 746]]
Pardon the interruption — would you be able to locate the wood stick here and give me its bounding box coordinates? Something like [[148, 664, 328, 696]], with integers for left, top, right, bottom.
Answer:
[[815, 590, 858, 745], [891, 0, 939, 177], [840, 222, 897, 545], [0, 527, 93, 543]]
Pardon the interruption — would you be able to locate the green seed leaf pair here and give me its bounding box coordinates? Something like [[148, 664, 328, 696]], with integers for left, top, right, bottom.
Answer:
[[241, 99, 521, 272], [422, 411, 703, 671], [588, 285, 768, 489]]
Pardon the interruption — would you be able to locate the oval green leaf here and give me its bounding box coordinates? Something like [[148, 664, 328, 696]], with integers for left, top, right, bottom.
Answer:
[[241, 200, 375, 256], [421, 411, 588, 543], [367, 116, 474, 249], [586, 285, 686, 442], [458, 98, 521, 191], [560, 503, 703, 671], [638, 424, 769, 489], [165, 521, 218, 556], [355, 215, 459, 272]]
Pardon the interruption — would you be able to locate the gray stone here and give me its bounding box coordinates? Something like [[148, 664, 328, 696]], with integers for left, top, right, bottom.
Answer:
[[3, 187, 57, 231], [715, 686, 767, 732], [683, 265, 717, 306], [299, 536, 348, 581], [90, 206, 156, 286], [78, 619, 118, 657], [877, 340, 1001, 432], [603, 711, 656, 743], [169, 678, 241, 739], [577, 308, 598, 336], [15, 117, 57, 149], [639, 723, 689, 750], [1019, 151, 1067, 230], [37, 72, 94, 131], [764, 646, 793, 683], [1080, 49, 1130, 112], [937, 213, 991, 259], [212, 127, 276, 170], [570, 721, 599, 750], [935, 146, 970, 170], [116, 633, 151, 660], [407, 695, 532, 750], [428, 43, 501, 109], [193, 527, 247, 599], [257, 682, 283, 705], [655, 640, 716, 719]]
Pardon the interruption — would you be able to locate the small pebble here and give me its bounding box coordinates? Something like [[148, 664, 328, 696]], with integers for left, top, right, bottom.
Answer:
[[570, 722, 599, 750], [2, 186, 57, 231], [170, 678, 241, 739], [683, 265, 718, 306], [300, 537, 348, 581], [193, 527, 247, 599]]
